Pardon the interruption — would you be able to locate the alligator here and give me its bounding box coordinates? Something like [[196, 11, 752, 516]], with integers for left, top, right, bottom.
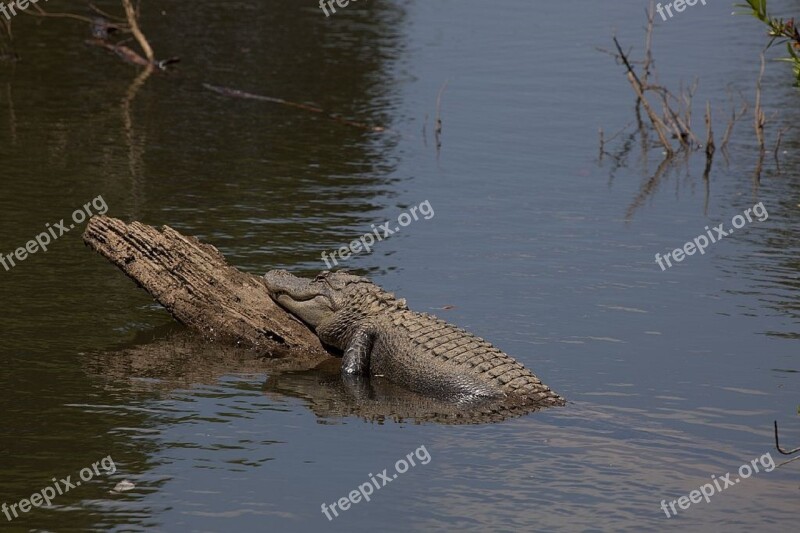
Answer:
[[263, 270, 565, 407]]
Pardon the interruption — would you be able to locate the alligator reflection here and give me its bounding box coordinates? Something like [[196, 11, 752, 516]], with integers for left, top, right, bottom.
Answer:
[[88, 330, 545, 425], [262, 358, 545, 425]]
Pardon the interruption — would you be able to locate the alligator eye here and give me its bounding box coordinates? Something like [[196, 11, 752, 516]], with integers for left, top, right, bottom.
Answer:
[[314, 271, 330, 282]]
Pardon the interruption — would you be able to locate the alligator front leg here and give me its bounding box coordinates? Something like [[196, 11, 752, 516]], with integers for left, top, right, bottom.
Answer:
[[341, 327, 374, 375]]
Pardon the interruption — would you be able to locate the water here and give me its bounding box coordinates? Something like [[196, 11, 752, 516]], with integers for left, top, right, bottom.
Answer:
[[0, 0, 797, 531]]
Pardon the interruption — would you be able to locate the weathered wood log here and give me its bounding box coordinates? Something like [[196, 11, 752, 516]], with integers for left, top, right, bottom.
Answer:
[[82, 215, 331, 363]]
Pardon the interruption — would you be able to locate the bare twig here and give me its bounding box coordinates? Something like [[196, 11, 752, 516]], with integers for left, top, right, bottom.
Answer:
[[774, 420, 800, 456], [704, 102, 715, 159], [754, 52, 766, 153], [752, 53, 767, 185], [86, 38, 150, 67], [89, 2, 127, 22], [774, 126, 790, 172], [643, 2, 655, 85], [613, 36, 674, 154], [702, 159, 710, 216], [599, 121, 634, 162], [720, 100, 748, 153], [702, 102, 715, 213], [23, 4, 97, 24], [753, 149, 764, 185], [651, 86, 699, 147], [122, 0, 154, 65], [203, 83, 385, 132], [682, 78, 699, 129], [599, 127, 604, 161], [422, 113, 428, 148], [435, 79, 449, 152], [777, 455, 800, 468]]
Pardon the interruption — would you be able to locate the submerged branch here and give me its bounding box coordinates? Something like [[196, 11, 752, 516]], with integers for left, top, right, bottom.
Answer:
[[203, 83, 385, 132]]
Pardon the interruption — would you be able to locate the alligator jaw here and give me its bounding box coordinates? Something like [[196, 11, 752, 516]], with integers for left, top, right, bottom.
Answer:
[[263, 270, 335, 329], [263, 270, 317, 300]]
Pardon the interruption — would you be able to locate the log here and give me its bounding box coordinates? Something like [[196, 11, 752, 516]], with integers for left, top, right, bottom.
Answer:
[[82, 215, 331, 363]]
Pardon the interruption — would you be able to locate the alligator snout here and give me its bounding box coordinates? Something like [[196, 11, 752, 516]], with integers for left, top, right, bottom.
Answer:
[[263, 269, 308, 298]]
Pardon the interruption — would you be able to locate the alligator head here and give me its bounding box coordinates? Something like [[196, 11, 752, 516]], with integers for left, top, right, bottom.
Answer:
[[263, 270, 406, 350], [263, 270, 357, 331]]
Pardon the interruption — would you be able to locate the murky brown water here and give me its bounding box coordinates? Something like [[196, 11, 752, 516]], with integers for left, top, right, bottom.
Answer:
[[0, 0, 797, 531]]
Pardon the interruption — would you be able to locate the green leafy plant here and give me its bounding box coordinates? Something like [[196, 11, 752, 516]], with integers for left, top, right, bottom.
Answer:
[[736, 0, 800, 85]]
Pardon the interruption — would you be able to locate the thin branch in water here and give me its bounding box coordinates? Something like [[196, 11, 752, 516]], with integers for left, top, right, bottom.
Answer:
[[203, 83, 385, 132], [86, 38, 151, 67], [89, 2, 127, 22], [753, 150, 764, 185], [435, 79, 449, 153], [753, 53, 767, 185], [23, 3, 130, 34], [598, 121, 634, 162], [701, 102, 715, 216], [23, 3, 97, 24], [643, 2, 655, 85], [682, 78, 698, 132], [754, 52, 766, 153], [612, 36, 674, 154], [774, 420, 800, 455], [651, 85, 698, 147], [720, 100, 748, 153], [422, 113, 428, 148], [605, 121, 634, 144], [704, 102, 715, 159], [773, 126, 790, 173], [777, 455, 800, 468], [599, 128, 604, 161]]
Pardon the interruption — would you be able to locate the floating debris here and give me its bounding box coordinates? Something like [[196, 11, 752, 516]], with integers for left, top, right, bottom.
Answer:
[[110, 480, 136, 494]]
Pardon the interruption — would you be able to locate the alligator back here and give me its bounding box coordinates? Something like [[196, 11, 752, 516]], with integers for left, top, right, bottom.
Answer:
[[368, 308, 565, 406]]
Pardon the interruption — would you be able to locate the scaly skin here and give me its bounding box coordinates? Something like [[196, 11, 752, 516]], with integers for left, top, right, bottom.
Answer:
[[263, 270, 565, 406]]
